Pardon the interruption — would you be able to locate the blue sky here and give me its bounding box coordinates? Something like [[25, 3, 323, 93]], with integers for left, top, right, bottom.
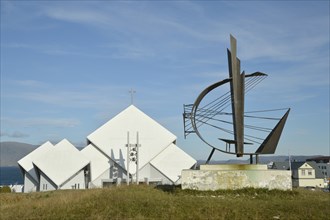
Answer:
[[1, 1, 329, 160]]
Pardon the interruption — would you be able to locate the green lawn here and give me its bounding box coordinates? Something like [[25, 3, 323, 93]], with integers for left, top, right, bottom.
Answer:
[[1, 185, 329, 219]]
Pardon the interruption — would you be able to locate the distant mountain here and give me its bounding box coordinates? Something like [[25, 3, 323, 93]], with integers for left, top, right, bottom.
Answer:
[[197, 155, 325, 166], [0, 142, 37, 167]]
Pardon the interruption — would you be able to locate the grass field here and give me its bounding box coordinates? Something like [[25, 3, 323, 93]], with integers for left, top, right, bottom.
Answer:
[[1, 185, 329, 220]]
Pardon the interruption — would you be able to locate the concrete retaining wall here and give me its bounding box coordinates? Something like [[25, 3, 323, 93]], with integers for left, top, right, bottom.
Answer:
[[181, 166, 292, 191]]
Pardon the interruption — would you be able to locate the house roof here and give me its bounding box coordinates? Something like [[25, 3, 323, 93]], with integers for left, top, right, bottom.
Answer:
[[87, 105, 177, 174], [81, 144, 110, 181], [150, 143, 196, 183], [290, 162, 306, 170], [17, 141, 53, 181], [272, 162, 290, 170], [32, 139, 90, 187]]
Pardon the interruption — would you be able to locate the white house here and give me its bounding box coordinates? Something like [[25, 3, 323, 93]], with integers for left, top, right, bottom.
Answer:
[[291, 162, 324, 188], [32, 139, 90, 191], [17, 141, 53, 193]]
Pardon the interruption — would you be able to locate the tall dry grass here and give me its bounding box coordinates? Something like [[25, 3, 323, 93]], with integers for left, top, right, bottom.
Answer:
[[0, 185, 329, 219]]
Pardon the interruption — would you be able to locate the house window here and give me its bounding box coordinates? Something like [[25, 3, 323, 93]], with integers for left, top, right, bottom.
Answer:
[[301, 169, 306, 176], [308, 170, 312, 176]]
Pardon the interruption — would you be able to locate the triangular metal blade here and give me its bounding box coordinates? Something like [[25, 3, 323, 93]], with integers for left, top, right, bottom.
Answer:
[[255, 109, 290, 154]]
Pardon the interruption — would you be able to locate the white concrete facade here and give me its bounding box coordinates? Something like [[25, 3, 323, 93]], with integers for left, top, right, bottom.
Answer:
[[32, 139, 90, 192], [60, 169, 86, 190], [23, 172, 38, 192], [18, 141, 53, 193], [18, 105, 196, 191], [39, 171, 57, 191], [85, 105, 196, 186]]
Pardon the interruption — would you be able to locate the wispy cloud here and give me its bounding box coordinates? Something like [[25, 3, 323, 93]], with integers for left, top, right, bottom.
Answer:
[[12, 79, 46, 88], [44, 7, 110, 26], [103, 43, 156, 60], [4, 82, 128, 109], [3, 42, 113, 59], [1, 117, 80, 128], [1, 80, 132, 123], [0, 131, 29, 138]]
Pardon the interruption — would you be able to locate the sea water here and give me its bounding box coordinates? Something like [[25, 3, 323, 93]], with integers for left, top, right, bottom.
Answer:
[[0, 167, 24, 185]]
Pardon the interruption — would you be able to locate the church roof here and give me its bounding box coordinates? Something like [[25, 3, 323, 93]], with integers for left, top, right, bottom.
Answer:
[[17, 141, 53, 181], [32, 139, 90, 187], [81, 144, 110, 182], [150, 143, 196, 183], [87, 105, 177, 174]]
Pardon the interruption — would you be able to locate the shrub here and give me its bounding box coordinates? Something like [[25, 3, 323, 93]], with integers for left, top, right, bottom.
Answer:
[[0, 186, 12, 193]]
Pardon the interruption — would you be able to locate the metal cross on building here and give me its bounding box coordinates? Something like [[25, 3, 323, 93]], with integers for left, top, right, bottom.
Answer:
[[129, 88, 136, 105]]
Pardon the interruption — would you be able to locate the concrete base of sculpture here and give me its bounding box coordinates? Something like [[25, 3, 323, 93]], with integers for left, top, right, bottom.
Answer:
[[181, 164, 292, 191]]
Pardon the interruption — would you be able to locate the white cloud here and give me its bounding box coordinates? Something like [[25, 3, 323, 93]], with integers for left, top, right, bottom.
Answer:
[[1, 117, 80, 128], [103, 43, 156, 60], [44, 7, 110, 26], [19, 88, 124, 110], [0, 131, 29, 138], [13, 80, 46, 88]]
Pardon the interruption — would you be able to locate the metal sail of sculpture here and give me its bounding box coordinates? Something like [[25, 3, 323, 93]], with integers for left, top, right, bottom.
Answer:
[[255, 109, 290, 154], [227, 35, 244, 157]]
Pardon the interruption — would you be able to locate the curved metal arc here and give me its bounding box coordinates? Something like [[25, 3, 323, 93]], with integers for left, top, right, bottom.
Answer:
[[191, 73, 267, 155], [191, 78, 235, 154]]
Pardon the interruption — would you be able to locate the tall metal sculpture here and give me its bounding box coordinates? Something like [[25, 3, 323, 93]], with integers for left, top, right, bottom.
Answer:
[[183, 35, 290, 164]]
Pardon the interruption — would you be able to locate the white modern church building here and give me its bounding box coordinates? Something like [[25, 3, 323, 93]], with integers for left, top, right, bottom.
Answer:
[[18, 105, 197, 193]]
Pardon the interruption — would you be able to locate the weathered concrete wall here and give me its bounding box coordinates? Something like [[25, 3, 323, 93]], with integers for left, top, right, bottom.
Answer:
[[200, 164, 268, 171], [181, 168, 292, 191]]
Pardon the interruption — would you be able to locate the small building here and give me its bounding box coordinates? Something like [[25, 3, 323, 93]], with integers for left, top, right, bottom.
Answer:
[[17, 141, 53, 193], [307, 156, 330, 179], [291, 162, 324, 188], [272, 161, 325, 188], [9, 184, 23, 193]]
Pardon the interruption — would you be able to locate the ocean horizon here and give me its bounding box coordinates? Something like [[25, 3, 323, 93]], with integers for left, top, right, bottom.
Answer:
[[0, 167, 24, 185]]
